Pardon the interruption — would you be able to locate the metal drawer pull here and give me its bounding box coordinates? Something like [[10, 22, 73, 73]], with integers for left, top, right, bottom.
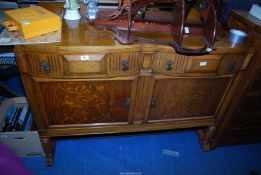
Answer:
[[166, 60, 173, 71], [124, 97, 130, 109], [121, 60, 129, 71], [228, 60, 236, 72], [150, 96, 157, 108], [41, 61, 51, 73]]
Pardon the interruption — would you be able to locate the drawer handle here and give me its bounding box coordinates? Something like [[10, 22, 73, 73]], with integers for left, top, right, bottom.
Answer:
[[150, 96, 157, 108], [228, 60, 236, 72], [166, 60, 173, 71], [124, 97, 130, 109], [41, 61, 51, 73], [121, 60, 129, 71]]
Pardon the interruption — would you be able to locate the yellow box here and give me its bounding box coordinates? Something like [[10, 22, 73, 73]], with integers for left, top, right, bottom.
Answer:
[[3, 6, 61, 39]]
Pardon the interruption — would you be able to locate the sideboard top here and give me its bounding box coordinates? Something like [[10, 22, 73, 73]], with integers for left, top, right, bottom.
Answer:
[[16, 2, 252, 54]]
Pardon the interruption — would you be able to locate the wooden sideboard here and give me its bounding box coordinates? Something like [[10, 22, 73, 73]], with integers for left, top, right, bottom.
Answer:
[[209, 10, 261, 148], [13, 4, 253, 165]]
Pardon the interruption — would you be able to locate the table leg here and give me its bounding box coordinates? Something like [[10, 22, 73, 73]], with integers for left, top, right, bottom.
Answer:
[[40, 137, 55, 166]]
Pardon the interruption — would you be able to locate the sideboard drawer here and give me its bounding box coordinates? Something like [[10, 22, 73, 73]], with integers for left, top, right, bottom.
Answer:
[[152, 52, 188, 73], [218, 54, 246, 74], [153, 53, 247, 75], [63, 54, 106, 75], [106, 53, 142, 77], [24, 52, 247, 78], [187, 54, 246, 75], [152, 53, 222, 74], [25, 53, 63, 77], [186, 55, 222, 73]]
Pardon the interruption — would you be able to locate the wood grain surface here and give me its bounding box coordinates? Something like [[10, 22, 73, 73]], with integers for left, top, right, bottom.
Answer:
[[38, 80, 133, 125], [149, 76, 231, 121]]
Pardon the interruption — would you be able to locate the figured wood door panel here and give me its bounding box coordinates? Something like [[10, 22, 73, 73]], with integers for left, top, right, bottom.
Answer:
[[34, 78, 136, 126], [148, 76, 232, 122]]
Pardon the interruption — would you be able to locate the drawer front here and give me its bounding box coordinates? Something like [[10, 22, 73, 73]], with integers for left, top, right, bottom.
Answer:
[[186, 55, 221, 73], [152, 53, 246, 75], [25, 53, 63, 77], [106, 53, 142, 76], [25, 52, 142, 77], [218, 54, 246, 74], [24, 52, 246, 77], [63, 54, 106, 75], [152, 53, 188, 73]]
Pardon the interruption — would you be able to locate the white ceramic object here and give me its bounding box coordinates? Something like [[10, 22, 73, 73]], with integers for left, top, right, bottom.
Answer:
[[65, 19, 80, 30], [229, 29, 247, 44], [64, 9, 81, 20]]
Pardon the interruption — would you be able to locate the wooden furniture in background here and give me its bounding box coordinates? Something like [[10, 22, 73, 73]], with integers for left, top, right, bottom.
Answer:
[[13, 3, 253, 165], [210, 10, 261, 148]]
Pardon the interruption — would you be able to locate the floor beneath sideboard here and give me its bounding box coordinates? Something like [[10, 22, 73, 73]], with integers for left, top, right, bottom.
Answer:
[[21, 131, 261, 175]]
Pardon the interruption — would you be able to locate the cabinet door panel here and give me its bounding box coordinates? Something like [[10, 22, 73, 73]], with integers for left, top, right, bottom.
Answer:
[[35, 79, 135, 125], [149, 76, 231, 121]]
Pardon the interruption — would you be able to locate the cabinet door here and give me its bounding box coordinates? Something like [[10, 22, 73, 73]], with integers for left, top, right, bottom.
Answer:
[[148, 76, 232, 122], [33, 77, 137, 126]]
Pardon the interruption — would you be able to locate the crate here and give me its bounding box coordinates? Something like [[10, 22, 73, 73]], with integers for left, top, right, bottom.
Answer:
[[3, 6, 61, 39], [0, 97, 44, 157]]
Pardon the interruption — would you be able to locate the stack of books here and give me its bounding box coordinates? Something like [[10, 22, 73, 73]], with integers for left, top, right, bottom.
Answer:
[[0, 53, 16, 65], [1, 104, 33, 132]]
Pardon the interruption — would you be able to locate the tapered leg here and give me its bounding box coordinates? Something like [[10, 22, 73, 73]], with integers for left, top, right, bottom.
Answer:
[[40, 137, 55, 166], [198, 126, 217, 151]]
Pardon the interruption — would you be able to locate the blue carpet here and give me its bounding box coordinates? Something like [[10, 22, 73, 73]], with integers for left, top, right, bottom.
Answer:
[[21, 131, 261, 175]]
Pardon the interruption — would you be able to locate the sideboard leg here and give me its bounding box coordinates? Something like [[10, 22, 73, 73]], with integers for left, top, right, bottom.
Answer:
[[199, 126, 217, 151], [41, 137, 55, 166]]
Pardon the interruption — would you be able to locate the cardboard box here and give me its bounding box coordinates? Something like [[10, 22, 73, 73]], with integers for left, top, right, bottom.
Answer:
[[0, 97, 44, 157], [3, 6, 61, 39]]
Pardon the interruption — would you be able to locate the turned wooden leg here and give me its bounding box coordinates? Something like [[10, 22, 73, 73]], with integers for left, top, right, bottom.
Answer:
[[40, 137, 55, 166], [200, 126, 217, 151]]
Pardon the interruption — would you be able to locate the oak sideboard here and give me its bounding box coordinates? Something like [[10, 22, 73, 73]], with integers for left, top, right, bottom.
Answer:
[[14, 3, 253, 165]]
